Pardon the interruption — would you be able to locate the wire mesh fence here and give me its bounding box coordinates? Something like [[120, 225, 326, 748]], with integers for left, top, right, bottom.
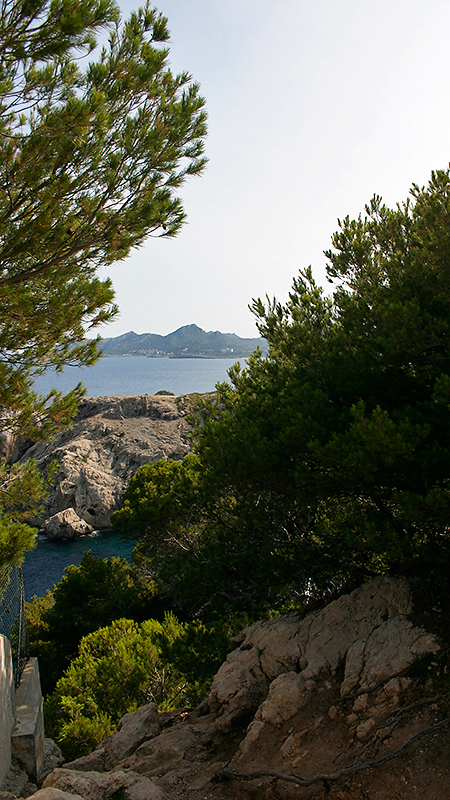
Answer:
[[0, 563, 28, 688]]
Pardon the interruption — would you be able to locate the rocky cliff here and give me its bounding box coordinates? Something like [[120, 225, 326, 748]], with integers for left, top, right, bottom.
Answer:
[[2, 576, 449, 800], [20, 395, 192, 532]]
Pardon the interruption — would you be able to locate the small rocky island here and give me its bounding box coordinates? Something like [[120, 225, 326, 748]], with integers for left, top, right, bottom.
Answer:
[[19, 395, 192, 537]]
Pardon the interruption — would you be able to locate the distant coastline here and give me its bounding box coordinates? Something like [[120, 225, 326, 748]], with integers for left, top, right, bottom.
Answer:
[[98, 323, 268, 360], [109, 352, 234, 359]]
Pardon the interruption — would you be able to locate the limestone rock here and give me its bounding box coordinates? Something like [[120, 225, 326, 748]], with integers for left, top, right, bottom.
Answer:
[[0, 430, 34, 464], [122, 718, 210, 774], [255, 671, 307, 725], [43, 768, 165, 800], [43, 509, 94, 540], [117, 712, 218, 794], [27, 789, 84, 800], [20, 395, 191, 529], [66, 704, 161, 773], [209, 646, 268, 732], [237, 720, 265, 756], [208, 575, 437, 732], [39, 739, 65, 783], [298, 574, 413, 681], [341, 616, 440, 696]]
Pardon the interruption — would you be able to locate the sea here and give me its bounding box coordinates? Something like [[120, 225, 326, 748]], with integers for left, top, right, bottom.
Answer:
[[32, 355, 238, 397], [23, 356, 241, 600], [22, 531, 135, 601]]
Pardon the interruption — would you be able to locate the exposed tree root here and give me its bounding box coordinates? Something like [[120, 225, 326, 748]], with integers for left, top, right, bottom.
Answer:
[[215, 713, 450, 790], [354, 694, 443, 765]]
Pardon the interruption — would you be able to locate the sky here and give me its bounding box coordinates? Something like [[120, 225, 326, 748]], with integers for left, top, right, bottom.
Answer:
[[100, 0, 450, 340]]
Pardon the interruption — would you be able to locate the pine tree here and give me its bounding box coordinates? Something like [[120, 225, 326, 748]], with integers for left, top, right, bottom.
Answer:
[[0, 0, 207, 564]]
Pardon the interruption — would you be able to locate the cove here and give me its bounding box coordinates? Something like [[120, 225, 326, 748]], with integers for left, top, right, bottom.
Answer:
[[22, 530, 135, 601]]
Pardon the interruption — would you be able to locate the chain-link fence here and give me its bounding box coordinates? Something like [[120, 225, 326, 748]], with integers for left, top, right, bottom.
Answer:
[[0, 564, 28, 688]]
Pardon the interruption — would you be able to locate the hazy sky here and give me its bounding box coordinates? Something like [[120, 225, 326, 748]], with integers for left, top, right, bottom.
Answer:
[[100, 0, 450, 339]]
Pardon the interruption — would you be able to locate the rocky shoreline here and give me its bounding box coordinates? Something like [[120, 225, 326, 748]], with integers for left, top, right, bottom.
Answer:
[[19, 395, 192, 537]]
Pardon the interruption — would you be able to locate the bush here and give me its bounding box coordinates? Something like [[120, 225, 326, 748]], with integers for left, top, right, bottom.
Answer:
[[26, 552, 161, 694], [45, 612, 233, 759]]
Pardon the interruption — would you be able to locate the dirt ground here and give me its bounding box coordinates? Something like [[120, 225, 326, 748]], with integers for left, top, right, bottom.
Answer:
[[163, 607, 450, 800], [174, 686, 450, 800]]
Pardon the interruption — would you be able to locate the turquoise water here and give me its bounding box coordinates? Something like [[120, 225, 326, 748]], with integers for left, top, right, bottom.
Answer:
[[22, 531, 136, 601], [33, 356, 239, 397]]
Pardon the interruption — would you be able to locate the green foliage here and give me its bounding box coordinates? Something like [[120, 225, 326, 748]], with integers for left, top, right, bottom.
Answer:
[[52, 711, 114, 764], [0, 0, 207, 564], [45, 612, 231, 760], [0, 0, 207, 435], [0, 459, 58, 567], [25, 588, 54, 642], [26, 551, 161, 693], [112, 454, 202, 536], [0, 517, 35, 570], [158, 616, 238, 706], [116, 169, 450, 616]]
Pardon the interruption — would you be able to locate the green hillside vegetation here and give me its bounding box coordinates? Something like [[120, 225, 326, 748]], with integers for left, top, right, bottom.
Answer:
[[26, 553, 235, 757], [114, 170, 450, 618], [98, 323, 269, 358], [28, 166, 450, 760]]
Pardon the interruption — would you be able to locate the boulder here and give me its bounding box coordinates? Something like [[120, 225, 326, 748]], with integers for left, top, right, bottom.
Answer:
[[208, 646, 268, 732], [341, 615, 440, 696], [116, 712, 218, 793], [254, 671, 307, 725], [43, 768, 165, 800], [39, 739, 65, 783], [19, 395, 191, 529], [43, 509, 94, 540], [65, 704, 161, 773], [27, 790, 84, 800]]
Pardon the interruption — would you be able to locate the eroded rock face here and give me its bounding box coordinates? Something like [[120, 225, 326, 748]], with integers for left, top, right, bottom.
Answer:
[[66, 704, 161, 773], [20, 395, 191, 530], [341, 616, 439, 696], [208, 575, 439, 733]]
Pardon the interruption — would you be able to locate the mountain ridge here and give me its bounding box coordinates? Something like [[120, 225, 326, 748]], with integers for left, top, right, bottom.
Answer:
[[99, 323, 268, 359]]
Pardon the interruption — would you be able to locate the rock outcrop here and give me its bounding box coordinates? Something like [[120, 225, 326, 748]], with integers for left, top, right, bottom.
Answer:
[[20, 395, 192, 530], [43, 510, 94, 540], [11, 575, 445, 800], [208, 574, 438, 733]]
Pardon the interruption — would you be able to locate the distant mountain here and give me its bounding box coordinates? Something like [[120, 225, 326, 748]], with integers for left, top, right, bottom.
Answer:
[[98, 324, 269, 359]]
